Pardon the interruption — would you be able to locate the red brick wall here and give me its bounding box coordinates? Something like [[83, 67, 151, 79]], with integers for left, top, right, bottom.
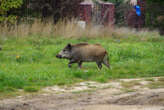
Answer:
[[78, 3, 92, 23], [78, 2, 115, 26], [101, 3, 115, 26], [137, 0, 146, 12]]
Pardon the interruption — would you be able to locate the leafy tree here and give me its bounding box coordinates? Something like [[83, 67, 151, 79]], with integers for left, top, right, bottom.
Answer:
[[145, 0, 164, 35], [26, 0, 83, 23], [0, 0, 23, 23], [0, 0, 83, 24]]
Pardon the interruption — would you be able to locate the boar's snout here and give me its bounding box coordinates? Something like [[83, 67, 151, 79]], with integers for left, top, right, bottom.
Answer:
[[56, 54, 62, 59]]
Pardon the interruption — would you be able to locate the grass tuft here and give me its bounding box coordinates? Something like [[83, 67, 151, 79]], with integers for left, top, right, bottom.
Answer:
[[24, 86, 40, 92], [121, 80, 141, 88], [147, 78, 164, 89]]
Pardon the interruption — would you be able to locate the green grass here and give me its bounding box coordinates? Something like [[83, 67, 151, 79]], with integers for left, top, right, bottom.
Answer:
[[0, 35, 164, 96]]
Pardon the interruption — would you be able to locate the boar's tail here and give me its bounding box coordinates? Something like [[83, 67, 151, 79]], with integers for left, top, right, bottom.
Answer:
[[103, 52, 110, 68]]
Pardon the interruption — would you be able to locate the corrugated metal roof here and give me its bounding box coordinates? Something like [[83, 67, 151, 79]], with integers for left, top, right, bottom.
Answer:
[[80, 0, 94, 4], [80, 0, 113, 5]]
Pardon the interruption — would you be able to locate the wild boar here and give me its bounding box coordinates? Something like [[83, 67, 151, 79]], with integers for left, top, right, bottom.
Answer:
[[56, 43, 110, 69]]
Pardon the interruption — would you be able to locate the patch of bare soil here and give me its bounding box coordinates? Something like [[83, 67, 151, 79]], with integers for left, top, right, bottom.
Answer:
[[0, 78, 164, 110]]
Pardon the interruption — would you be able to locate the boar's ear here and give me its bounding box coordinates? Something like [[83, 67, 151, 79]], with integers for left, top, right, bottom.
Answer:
[[66, 43, 72, 50]]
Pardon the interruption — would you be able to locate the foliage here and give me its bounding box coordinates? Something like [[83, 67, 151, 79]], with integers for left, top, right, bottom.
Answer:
[[145, 0, 164, 26], [145, 0, 164, 35], [146, 0, 164, 3], [0, 0, 22, 11], [0, 0, 23, 23], [0, 0, 83, 24], [26, 0, 83, 23]]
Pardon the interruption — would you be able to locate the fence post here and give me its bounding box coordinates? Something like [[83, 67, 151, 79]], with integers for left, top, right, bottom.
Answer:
[[78, 2, 92, 24], [101, 3, 115, 27]]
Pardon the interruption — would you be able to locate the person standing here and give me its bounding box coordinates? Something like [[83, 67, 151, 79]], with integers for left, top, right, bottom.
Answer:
[[129, 0, 143, 30]]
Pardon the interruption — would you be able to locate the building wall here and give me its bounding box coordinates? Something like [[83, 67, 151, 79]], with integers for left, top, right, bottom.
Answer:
[[78, 2, 115, 26]]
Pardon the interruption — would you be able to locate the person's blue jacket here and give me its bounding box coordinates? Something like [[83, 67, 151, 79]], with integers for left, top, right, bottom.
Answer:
[[134, 5, 141, 16]]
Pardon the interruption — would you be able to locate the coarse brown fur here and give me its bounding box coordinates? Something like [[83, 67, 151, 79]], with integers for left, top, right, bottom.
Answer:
[[56, 43, 110, 69]]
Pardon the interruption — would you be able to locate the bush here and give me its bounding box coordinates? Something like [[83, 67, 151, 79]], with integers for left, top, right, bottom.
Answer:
[[145, 0, 164, 35], [26, 0, 83, 23], [0, 0, 23, 24]]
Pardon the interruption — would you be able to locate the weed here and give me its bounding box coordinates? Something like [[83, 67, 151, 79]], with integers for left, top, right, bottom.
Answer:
[[158, 77, 164, 82], [147, 79, 164, 89], [145, 78, 155, 82], [120, 88, 137, 93], [24, 86, 40, 92], [121, 80, 141, 88]]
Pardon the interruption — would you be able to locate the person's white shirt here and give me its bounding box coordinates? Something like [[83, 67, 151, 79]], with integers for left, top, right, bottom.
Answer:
[[77, 20, 86, 29], [130, 0, 137, 6]]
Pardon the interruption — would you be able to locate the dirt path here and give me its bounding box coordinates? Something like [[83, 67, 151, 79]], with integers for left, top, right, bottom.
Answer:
[[0, 78, 164, 110]]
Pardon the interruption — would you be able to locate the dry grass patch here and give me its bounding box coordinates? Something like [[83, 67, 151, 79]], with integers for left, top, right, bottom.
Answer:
[[0, 19, 162, 40], [145, 78, 155, 82], [121, 80, 141, 88], [120, 88, 137, 93], [147, 79, 164, 89], [158, 77, 164, 82]]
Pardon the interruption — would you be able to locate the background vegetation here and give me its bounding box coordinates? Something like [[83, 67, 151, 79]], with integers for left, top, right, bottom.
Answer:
[[0, 0, 164, 98], [0, 0, 23, 23], [0, 0, 164, 34], [0, 0, 83, 24], [103, 0, 164, 31], [0, 20, 164, 97]]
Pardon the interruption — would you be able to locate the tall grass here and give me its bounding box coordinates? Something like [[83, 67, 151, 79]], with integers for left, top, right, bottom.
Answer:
[[0, 19, 164, 97], [0, 19, 162, 39]]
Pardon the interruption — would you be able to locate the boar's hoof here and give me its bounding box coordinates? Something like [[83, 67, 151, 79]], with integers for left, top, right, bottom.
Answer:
[[56, 54, 62, 58], [68, 64, 72, 68], [96, 62, 102, 70]]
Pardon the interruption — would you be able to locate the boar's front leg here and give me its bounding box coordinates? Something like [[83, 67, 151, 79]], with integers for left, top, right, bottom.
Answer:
[[78, 61, 83, 69], [68, 59, 77, 68], [96, 62, 102, 70]]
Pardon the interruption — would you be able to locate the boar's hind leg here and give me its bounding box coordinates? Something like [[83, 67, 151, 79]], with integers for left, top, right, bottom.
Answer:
[[103, 55, 110, 68], [78, 61, 83, 68], [103, 60, 110, 68], [96, 62, 102, 70], [68, 60, 77, 68]]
